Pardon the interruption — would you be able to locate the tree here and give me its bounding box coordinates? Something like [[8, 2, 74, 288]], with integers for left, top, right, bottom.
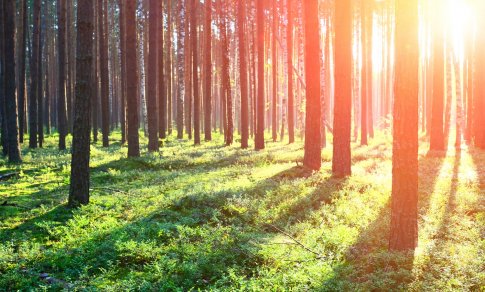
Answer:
[[176, 0, 185, 139], [271, 0, 278, 142], [159, 0, 166, 140], [429, 6, 445, 151], [69, 0, 94, 206], [204, 0, 212, 141], [119, 0, 127, 144], [287, 0, 294, 144], [255, 0, 265, 150], [18, 0, 27, 144], [99, 0, 110, 147], [29, 0, 42, 149], [4, 0, 21, 162], [332, 0, 352, 177], [192, 0, 200, 145], [126, 0, 140, 157], [238, 0, 249, 149], [147, 0, 160, 151], [389, 0, 419, 251], [219, 0, 232, 146], [360, 0, 369, 146], [0, 0, 7, 156], [302, 0, 321, 170], [57, 0, 68, 150]]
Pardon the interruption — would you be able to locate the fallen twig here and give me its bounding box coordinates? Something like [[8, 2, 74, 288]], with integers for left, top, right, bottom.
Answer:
[[0, 172, 20, 181], [266, 223, 325, 260]]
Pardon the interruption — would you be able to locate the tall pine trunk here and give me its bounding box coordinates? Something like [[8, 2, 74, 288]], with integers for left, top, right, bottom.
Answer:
[[147, 0, 160, 151], [332, 0, 352, 177], [4, 0, 21, 162], [255, 0, 265, 150], [303, 0, 321, 170], [389, 0, 419, 251], [69, 0, 94, 206], [126, 0, 140, 157]]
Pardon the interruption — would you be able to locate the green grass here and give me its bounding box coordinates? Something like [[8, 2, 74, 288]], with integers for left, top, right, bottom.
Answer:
[[0, 131, 483, 291]]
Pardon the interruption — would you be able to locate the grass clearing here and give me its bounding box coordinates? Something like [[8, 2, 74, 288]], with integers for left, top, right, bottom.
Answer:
[[0, 132, 483, 290]]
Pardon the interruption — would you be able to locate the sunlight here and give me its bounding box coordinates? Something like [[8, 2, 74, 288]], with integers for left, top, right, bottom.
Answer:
[[446, 0, 472, 62]]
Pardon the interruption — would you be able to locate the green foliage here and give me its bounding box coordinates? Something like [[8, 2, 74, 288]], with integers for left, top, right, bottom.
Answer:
[[0, 132, 483, 290]]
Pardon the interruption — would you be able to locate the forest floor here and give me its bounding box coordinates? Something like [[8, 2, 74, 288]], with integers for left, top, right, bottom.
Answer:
[[0, 132, 484, 291]]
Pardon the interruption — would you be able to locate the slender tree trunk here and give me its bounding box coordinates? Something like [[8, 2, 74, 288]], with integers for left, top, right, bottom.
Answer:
[[37, 9, 44, 148], [360, 1, 368, 146], [99, 0, 110, 147], [126, 0, 140, 157], [69, 0, 94, 207], [29, 0, 41, 149], [176, 0, 185, 139], [192, 0, 200, 145], [389, 0, 419, 251], [119, 0, 127, 144], [147, 0, 159, 151], [332, 0, 352, 177], [271, 0, 278, 142], [255, 0, 265, 150], [4, 0, 21, 162], [57, 0, 68, 150], [159, 0, 166, 139], [287, 0, 294, 144], [429, 7, 445, 151], [204, 0, 212, 141], [239, 0, 249, 149], [18, 0, 27, 144], [303, 0, 321, 170]]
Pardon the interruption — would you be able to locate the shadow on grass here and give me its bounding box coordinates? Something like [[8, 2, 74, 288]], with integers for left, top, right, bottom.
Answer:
[[0, 204, 74, 244], [317, 151, 447, 290]]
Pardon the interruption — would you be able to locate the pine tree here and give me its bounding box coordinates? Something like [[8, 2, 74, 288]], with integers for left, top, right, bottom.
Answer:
[[389, 0, 419, 251], [69, 0, 94, 206]]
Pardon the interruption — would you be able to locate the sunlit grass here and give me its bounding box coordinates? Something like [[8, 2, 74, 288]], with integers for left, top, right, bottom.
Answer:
[[0, 131, 483, 290]]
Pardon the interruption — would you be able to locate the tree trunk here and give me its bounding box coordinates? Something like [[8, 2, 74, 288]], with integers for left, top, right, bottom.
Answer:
[[287, 0, 294, 144], [238, 0, 249, 149], [69, 0, 94, 206], [192, 0, 200, 145], [29, 0, 41, 149], [332, 0, 352, 177], [57, 0, 68, 150], [389, 0, 419, 251], [4, 0, 21, 162], [147, 0, 159, 151], [204, 0, 212, 141], [429, 7, 445, 151], [99, 0, 110, 147], [255, 0, 265, 150], [126, 0, 140, 157], [119, 0, 127, 144], [303, 0, 321, 170], [18, 0, 27, 144], [271, 0, 278, 142]]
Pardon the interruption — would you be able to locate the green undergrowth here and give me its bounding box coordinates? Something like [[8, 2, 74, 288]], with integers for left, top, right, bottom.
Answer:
[[0, 131, 483, 291]]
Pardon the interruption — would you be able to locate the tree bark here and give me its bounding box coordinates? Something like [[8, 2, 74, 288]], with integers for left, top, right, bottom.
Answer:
[[126, 0, 140, 157], [147, 0, 160, 151], [302, 0, 321, 170], [203, 0, 212, 141], [389, 0, 419, 251], [57, 0, 68, 150], [69, 0, 94, 206], [4, 0, 21, 162], [255, 0, 265, 150], [332, 0, 352, 177], [192, 0, 200, 145]]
